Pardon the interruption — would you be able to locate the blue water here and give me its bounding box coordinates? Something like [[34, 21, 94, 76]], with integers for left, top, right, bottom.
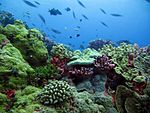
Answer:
[[0, 0, 150, 49]]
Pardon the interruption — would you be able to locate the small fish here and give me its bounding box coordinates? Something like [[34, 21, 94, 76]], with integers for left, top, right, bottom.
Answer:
[[82, 14, 88, 20], [100, 21, 108, 28], [51, 28, 61, 34], [48, 8, 62, 16], [72, 11, 76, 19], [100, 8, 106, 14], [0, 3, 1, 5], [69, 36, 73, 38], [38, 14, 46, 24], [65, 7, 71, 12], [79, 19, 82, 22], [76, 34, 80, 37], [110, 13, 123, 17], [25, 11, 30, 15], [52, 35, 56, 38], [77, 0, 86, 8], [32, 23, 35, 26], [76, 26, 80, 29], [23, 0, 37, 8], [34, 1, 40, 5]]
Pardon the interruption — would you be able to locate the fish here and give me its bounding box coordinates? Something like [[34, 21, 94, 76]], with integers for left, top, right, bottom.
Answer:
[[25, 11, 30, 15], [51, 28, 61, 34], [145, 0, 150, 3], [76, 34, 80, 37], [48, 8, 62, 15], [38, 14, 46, 24], [100, 8, 106, 14], [52, 35, 56, 38], [69, 36, 73, 38], [79, 19, 82, 22], [72, 11, 76, 19], [77, 26, 80, 29], [23, 0, 37, 8], [65, 7, 71, 12], [32, 23, 35, 26], [0, 3, 1, 5], [100, 21, 108, 28], [77, 0, 86, 8], [110, 13, 123, 17], [34, 1, 40, 5], [82, 14, 88, 20]]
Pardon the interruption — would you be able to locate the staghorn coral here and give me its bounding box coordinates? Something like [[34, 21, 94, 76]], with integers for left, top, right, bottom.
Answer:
[[1, 20, 48, 66], [37, 80, 73, 105]]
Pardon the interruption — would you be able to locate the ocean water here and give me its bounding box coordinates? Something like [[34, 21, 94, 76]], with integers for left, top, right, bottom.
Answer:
[[0, 0, 150, 49]]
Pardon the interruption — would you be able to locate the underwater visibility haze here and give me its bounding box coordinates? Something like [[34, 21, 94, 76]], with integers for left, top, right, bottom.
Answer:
[[0, 0, 150, 113]]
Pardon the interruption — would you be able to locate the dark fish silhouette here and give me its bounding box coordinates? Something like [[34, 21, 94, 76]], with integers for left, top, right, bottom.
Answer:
[[52, 35, 56, 38], [100, 8, 106, 14], [145, 0, 150, 3], [79, 19, 82, 22], [76, 34, 80, 37], [65, 7, 71, 12], [34, 1, 40, 5], [25, 11, 30, 15], [82, 14, 88, 20], [23, 0, 37, 8], [48, 8, 62, 15], [111, 13, 123, 17], [77, 0, 86, 8], [51, 28, 61, 34], [69, 36, 73, 38], [32, 23, 35, 26], [100, 21, 108, 28], [72, 11, 76, 19], [38, 14, 46, 24], [0, 3, 1, 5]]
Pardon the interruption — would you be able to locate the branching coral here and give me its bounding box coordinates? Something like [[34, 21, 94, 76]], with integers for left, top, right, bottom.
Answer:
[[37, 80, 73, 105]]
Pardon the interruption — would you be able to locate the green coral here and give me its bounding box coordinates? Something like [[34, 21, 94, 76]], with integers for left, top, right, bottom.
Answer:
[[11, 86, 42, 113], [0, 37, 34, 76], [1, 20, 48, 66], [99, 43, 138, 81], [67, 48, 100, 66], [51, 44, 73, 59], [34, 63, 59, 79], [0, 93, 8, 113], [37, 80, 73, 105]]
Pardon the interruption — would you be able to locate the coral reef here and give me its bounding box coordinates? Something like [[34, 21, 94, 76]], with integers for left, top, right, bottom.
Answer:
[[0, 10, 15, 26], [1, 20, 48, 66], [88, 39, 114, 50]]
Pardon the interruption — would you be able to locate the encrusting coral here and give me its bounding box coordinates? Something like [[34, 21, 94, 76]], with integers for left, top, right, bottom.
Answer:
[[1, 20, 48, 66]]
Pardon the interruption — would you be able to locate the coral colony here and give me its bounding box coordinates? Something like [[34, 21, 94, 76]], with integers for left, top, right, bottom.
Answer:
[[0, 20, 150, 113]]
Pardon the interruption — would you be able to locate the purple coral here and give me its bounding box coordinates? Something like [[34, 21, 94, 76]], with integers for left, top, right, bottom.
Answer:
[[88, 39, 114, 50]]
